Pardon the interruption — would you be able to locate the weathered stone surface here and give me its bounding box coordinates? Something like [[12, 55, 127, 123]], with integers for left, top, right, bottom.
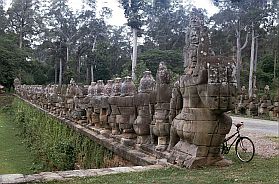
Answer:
[[167, 9, 236, 168], [1, 174, 25, 184], [14, 9, 241, 169]]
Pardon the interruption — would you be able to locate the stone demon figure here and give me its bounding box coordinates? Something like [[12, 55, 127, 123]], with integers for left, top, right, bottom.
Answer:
[[167, 9, 237, 168]]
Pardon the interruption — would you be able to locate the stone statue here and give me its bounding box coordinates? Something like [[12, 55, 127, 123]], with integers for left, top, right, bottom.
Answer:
[[134, 71, 156, 145], [167, 9, 237, 168], [14, 78, 21, 92], [87, 82, 96, 97], [150, 62, 172, 151], [236, 86, 249, 114], [108, 78, 122, 135], [104, 80, 113, 96], [259, 85, 272, 115], [117, 76, 137, 140]]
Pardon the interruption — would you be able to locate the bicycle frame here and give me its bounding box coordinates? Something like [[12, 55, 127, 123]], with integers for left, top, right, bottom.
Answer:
[[222, 129, 241, 154]]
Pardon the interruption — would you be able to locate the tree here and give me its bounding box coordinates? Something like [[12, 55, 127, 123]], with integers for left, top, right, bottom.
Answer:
[[46, 0, 78, 85], [212, 0, 273, 96], [7, 0, 42, 48], [0, 0, 7, 35], [120, 0, 145, 80], [144, 0, 190, 51]]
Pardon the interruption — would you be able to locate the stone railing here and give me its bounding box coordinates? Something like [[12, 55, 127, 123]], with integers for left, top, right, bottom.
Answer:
[[235, 85, 279, 119], [13, 9, 239, 168]]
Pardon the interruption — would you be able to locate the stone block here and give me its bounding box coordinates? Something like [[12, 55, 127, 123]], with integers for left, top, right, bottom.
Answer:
[[138, 108, 151, 117], [191, 120, 218, 133], [210, 134, 224, 147], [117, 96, 134, 106], [156, 85, 171, 103], [40, 172, 64, 181], [133, 123, 150, 135], [110, 105, 120, 115], [154, 110, 169, 120], [154, 123, 170, 136], [134, 93, 150, 106], [1, 174, 25, 184], [119, 107, 136, 115], [158, 136, 168, 145], [134, 116, 151, 125], [196, 146, 209, 157], [108, 96, 119, 104], [193, 133, 212, 146], [191, 109, 218, 121], [116, 115, 129, 124]]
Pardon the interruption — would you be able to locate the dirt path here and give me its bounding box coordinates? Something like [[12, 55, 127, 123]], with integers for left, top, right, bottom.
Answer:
[[228, 116, 279, 158]]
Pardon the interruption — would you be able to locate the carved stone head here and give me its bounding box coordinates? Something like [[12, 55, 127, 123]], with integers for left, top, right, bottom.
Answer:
[[139, 71, 155, 93], [156, 62, 170, 84], [112, 77, 122, 96]]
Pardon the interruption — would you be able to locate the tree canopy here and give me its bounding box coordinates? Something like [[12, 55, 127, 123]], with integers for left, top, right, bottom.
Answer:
[[0, 0, 277, 95]]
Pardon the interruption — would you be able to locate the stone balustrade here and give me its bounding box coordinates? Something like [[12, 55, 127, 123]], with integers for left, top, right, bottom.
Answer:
[[13, 9, 243, 168]]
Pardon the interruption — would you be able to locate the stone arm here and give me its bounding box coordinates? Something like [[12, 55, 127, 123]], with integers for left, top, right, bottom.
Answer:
[[169, 83, 183, 123]]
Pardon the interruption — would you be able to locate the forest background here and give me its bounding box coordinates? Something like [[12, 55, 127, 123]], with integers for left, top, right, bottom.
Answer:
[[0, 0, 278, 97]]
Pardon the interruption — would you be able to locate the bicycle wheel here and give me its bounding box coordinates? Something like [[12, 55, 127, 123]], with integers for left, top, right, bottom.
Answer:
[[235, 136, 255, 162]]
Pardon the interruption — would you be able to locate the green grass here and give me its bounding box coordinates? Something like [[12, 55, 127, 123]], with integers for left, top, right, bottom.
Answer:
[[0, 95, 35, 174], [43, 154, 279, 184]]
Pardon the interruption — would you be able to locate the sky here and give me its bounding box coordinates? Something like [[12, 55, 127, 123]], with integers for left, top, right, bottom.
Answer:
[[4, 0, 219, 26], [69, 0, 219, 26]]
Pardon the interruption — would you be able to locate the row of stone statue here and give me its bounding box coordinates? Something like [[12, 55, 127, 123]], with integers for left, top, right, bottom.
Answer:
[[14, 62, 172, 148], [235, 85, 279, 119], [13, 9, 238, 168]]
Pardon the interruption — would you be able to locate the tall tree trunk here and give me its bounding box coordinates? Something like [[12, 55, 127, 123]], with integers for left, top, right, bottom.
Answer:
[[19, 18, 23, 48], [274, 50, 277, 80], [54, 61, 57, 84], [77, 56, 81, 83], [235, 20, 248, 90], [66, 45, 69, 70], [86, 65, 89, 84], [236, 35, 241, 90], [132, 28, 138, 80], [59, 58, 62, 86], [19, 2, 23, 48], [248, 26, 255, 98], [91, 63, 94, 82], [253, 37, 258, 89]]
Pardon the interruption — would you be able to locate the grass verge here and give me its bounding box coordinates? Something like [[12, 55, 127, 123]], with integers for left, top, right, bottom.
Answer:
[[0, 95, 35, 174], [44, 154, 279, 184]]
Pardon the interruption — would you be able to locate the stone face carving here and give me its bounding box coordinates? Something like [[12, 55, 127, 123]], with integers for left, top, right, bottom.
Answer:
[[167, 9, 237, 168], [150, 62, 172, 151]]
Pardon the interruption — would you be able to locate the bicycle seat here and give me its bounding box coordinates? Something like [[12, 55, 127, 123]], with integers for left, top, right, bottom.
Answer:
[[235, 122, 243, 128]]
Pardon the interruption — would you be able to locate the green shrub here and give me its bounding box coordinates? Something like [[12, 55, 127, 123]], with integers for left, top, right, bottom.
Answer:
[[12, 98, 113, 172]]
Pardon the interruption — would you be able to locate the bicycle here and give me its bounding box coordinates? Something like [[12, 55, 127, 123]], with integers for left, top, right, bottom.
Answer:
[[221, 122, 255, 162]]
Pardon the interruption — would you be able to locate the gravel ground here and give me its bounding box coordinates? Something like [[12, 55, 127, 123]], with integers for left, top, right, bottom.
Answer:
[[227, 127, 279, 158]]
